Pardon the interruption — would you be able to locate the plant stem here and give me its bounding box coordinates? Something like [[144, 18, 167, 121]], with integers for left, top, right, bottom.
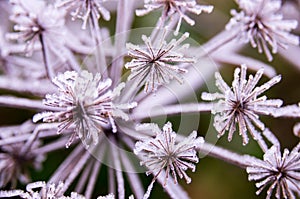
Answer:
[[0, 77, 55, 96], [197, 141, 249, 169], [111, 0, 134, 85], [132, 102, 213, 120], [200, 28, 239, 56], [39, 34, 54, 79], [0, 96, 60, 111], [89, 12, 107, 76]]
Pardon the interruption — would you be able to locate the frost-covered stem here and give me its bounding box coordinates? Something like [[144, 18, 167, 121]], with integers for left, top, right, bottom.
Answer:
[[0, 125, 58, 146], [150, 14, 179, 45], [84, 143, 106, 198], [33, 138, 69, 155], [119, 124, 150, 140], [75, 162, 93, 193], [279, 45, 300, 71], [118, 79, 140, 103], [89, 12, 107, 76], [156, 172, 189, 199], [39, 35, 54, 79], [85, 160, 101, 199], [4, 43, 41, 55], [0, 77, 55, 96], [6, 56, 44, 72], [108, 167, 116, 195], [120, 153, 144, 199], [111, 0, 134, 85], [64, 49, 81, 72], [149, 16, 165, 41], [111, 137, 125, 199], [132, 102, 213, 120], [121, 136, 145, 198], [20, 125, 42, 155], [0, 133, 29, 146], [200, 29, 239, 56], [49, 145, 85, 183], [197, 142, 249, 169], [0, 96, 59, 111], [212, 52, 277, 78], [60, 151, 90, 195]]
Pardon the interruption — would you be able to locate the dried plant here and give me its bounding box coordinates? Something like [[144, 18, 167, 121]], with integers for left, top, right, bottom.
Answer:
[[0, 0, 299, 199]]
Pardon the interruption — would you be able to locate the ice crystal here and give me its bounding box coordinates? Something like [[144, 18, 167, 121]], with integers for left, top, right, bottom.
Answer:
[[33, 70, 115, 148], [6, 0, 66, 55], [226, 0, 299, 61], [134, 122, 203, 185], [136, 0, 213, 34], [56, 0, 111, 29], [125, 31, 194, 93], [246, 144, 300, 199], [201, 64, 282, 146]]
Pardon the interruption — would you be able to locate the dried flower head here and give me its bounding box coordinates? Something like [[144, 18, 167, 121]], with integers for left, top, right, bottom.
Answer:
[[6, 0, 66, 55], [226, 0, 299, 61], [125, 31, 194, 93], [0, 123, 45, 188], [33, 70, 115, 148], [136, 0, 213, 34], [201, 64, 282, 146], [246, 144, 300, 199], [56, 0, 111, 29], [134, 122, 203, 186]]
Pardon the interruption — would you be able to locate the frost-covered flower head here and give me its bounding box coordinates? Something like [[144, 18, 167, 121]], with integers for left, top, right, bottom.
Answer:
[[125, 31, 194, 93], [202, 64, 282, 147], [246, 144, 300, 199], [134, 122, 203, 198], [33, 70, 134, 148], [0, 181, 86, 199], [56, 0, 111, 29], [226, 0, 299, 61], [6, 0, 66, 55], [0, 123, 45, 188], [136, 0, 213, 34], [97, 193, 115, 199]]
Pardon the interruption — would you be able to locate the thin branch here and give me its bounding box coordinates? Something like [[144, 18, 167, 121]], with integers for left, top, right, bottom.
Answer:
[[212, 52, 277, 78], [121, 136, 145, 199], [200, 28, 239, 56], [0, 96, 59, 111], [32, 137, 69, 155], [197, 141, 249, 169], [108, 167, 116, 195], [0, 77, 55, 96], [39, 34, 54, 79], [111, 0, 134, 84], [49, 145, 85, 183], [156, 171, 189, 199], [111, 137, 125, 199], [60, 151, 90, 195], [132, 102, 213, 120], [75, 162, 93, 194], [85, 160, 101, 199], [89, 12, 107, 76]]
